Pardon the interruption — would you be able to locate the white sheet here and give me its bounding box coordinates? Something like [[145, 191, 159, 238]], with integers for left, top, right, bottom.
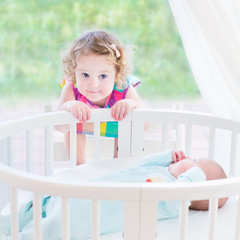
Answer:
[[52, 158, 237, 240], [52, 157, 139, 181]]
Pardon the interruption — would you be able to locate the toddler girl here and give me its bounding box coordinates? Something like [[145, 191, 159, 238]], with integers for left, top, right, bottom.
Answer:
[[57, 30, 143, 164]]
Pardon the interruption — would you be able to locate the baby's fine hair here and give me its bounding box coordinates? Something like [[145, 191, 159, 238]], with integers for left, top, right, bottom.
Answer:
[[62, 30, 133, 87]]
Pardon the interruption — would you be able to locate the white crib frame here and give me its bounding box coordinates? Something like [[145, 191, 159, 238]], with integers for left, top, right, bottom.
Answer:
[[1, 109, 240, 240]]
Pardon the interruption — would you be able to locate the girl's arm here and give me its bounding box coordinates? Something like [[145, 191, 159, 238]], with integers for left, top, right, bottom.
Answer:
[[125, 85, 144, 108], [111, 85, 144, 121], [57, 83, 75, 110]]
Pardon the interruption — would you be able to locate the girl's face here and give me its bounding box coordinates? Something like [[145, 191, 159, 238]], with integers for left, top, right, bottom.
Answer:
[[75, 54, 116, 107]]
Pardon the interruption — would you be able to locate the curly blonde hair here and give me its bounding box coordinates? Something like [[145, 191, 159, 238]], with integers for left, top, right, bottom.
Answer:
[[61, 30, 133, 88]]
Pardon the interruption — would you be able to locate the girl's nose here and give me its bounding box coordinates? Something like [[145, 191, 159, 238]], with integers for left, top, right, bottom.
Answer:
[[89, 78, 99, 88]]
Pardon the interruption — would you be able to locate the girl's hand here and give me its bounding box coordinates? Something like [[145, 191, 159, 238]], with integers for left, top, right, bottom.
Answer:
[[172, 150, 188, 163], [63, 100, 91, 122], [111, 99, 136, 121]]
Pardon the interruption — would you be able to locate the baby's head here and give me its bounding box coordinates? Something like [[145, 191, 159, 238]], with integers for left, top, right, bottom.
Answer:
[[62, 30, 132, 88], [169, 158, 228, 210]]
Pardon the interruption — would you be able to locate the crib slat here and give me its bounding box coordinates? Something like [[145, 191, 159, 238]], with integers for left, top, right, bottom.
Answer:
[[173, 103, 185, 150], [179, 200, 189, 240], [0, 211, 2, 240], [139, 201, 157, 240], [131, 121, 144, 157], [230, 131, 237, 177], [61, 198, 70, 240], [124, 201, 140, 240], [0, 138, 8, 165], [10, 187, 19, 240], [161, 122, 168, 151], [8, 137, 13, 167], [44, 126, 53, 176], [234, 196, 240, 240], [70, 123, 77, 166], [185, 124, 192, 156], [208, 198, 218, 240], [208, 127, 216, 160], [93, 122, 101, 161], [0, 205, 1, 240], [175, 122, 185, 151], [33, 193, 42, 240], [26, 130, 32, 172], [118, 121, 131, 158], [92, 200, 100, 240]]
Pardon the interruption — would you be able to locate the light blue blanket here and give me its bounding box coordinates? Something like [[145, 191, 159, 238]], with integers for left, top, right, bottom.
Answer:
[[1, 150, 206, 240]]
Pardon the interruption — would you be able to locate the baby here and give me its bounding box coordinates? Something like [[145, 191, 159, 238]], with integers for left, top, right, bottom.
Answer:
[[98, 149, 228, 210]]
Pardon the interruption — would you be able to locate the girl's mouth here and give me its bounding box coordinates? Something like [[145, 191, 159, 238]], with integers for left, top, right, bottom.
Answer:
[[88, 90, 100, 94]]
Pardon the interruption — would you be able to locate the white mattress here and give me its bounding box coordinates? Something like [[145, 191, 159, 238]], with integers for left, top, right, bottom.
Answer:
[[51, 158, 237, 240], [52, 157, 139, 181]]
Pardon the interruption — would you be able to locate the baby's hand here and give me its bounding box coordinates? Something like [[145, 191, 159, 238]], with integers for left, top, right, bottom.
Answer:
[[63, 100, 91, 122], [172, 150, 188, 163], [111, 99, 135, 121]]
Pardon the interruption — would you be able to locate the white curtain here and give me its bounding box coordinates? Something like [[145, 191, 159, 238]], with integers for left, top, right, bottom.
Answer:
[[168, 0, 240, 121]]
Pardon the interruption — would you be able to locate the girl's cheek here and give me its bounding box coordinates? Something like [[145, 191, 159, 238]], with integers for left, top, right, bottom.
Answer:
[[76, 81, 84, 91]]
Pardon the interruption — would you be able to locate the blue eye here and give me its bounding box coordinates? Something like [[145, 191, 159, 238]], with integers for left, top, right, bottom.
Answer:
[[99, 74, 107, 79], [81, 73, 89, 78]]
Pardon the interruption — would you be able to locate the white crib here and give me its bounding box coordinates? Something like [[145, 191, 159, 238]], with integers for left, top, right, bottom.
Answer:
[[1, 108, 240, 240]]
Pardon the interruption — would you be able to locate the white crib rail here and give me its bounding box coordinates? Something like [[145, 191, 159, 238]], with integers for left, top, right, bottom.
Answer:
[[0, 111, 77, 174], [0, 110, 131, 174]]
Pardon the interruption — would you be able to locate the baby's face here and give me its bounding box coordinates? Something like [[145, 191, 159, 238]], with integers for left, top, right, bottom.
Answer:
[[168, 158, 200, 178]]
